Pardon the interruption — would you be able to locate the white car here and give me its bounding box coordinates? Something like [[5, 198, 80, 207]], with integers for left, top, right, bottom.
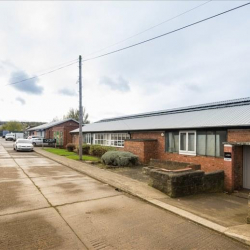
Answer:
[[5, 133, 15, 141], [13, 139, 34, 152], [30, 137, 47, 146]]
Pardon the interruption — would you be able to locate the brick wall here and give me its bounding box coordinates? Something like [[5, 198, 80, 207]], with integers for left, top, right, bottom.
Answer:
[[45, 121, 78, 148], [130, 131, 224, 172], [228, 129, 250, 142], [234, 146, 243, 190], [124, 139, 158, 163]]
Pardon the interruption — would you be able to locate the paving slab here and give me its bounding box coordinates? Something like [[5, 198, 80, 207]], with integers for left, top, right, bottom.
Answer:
[[158, 193, 248, 227], [0, 208, 86, 250], [0, 159, 18, 167], [32, 175, 120, 206], [15, 158, 62, 167], [58, 194, 248, 250], [0, 166, 27, 180], [0, 178, 49, 215], [21, 165, 81, 178]]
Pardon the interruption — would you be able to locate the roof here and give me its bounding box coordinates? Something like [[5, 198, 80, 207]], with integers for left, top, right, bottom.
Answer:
[[28, 118, 79, 131], [71, 97, 250, 133]]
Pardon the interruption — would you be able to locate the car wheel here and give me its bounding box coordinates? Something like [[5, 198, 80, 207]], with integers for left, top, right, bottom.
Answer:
[[32, 142, 36, 146]]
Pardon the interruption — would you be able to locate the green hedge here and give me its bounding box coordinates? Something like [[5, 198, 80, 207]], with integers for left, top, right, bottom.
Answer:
[[66, 143, 76, 152], [74, 144, 90, 155], [89, 145, 116, 157]]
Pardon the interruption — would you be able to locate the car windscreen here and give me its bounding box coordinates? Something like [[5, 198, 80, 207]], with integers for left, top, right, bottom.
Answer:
[[17, 140, 31, 144]]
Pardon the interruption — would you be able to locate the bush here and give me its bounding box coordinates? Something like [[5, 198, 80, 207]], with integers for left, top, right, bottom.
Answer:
[[101, 151, 138, 167], [89, 145, 115, 157], [66, 143, 76, 152], [74, 144, 90, 155]]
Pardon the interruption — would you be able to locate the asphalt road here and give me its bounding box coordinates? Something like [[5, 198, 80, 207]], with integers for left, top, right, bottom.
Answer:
[[0, 139, 249, 250]]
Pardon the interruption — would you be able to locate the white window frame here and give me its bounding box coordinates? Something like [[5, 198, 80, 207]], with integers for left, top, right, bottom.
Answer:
[[93, 133, 130, 148], [85, 133, 92, 145], [179, 130, 196, 156]]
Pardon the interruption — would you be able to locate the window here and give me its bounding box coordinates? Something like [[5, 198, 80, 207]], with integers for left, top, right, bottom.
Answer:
[[179, 131, 196, 155], [166, 132, 179, 152], [166, 130, 227, 157], [196, 130, 227, 157], [85, 133, 92, 144], [93, 133, 130, 147]]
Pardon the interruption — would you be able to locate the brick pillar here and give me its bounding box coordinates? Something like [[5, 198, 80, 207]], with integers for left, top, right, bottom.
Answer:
[[248, 193, 250, 224], [223, 144, 234, 192]]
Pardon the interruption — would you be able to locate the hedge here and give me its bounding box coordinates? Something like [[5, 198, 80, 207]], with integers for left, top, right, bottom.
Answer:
[[101, 151, 138, 167]]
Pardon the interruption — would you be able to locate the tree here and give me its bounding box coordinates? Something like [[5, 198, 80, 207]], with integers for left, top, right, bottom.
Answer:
[[63, 108, 90, 124], [2, 121, 23, 132]]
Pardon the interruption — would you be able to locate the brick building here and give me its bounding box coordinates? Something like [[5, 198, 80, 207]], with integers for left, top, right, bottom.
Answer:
[[70, 97, 250, 192], [27, 119, 79, 148]]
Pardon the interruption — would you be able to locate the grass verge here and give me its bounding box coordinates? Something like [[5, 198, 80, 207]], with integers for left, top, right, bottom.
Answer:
[[43, 148, 100, 162]]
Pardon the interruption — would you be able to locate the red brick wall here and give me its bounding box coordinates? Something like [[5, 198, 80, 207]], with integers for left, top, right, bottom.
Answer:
[[45, 121, 78, 148], [233, 146, 243, 190], [124, 140, 158, 163], [130, 131, 224, 172], [228, 129, 250, 142]]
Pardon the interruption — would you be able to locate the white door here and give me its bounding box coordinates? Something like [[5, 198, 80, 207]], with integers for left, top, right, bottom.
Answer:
[[243, 146, 250, 189]]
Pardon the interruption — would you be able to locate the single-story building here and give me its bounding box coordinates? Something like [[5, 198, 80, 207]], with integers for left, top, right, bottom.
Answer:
[[28, 118, 79, 148], [70, 97, 250, 192]]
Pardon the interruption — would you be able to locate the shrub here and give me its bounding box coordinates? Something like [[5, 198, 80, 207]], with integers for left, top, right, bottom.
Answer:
[[66, 143, 76, 152], [89, 145, 115, 157], [82, 144, 90, 154], [74, 144, 90, 155], [101, 151, 138, 167]]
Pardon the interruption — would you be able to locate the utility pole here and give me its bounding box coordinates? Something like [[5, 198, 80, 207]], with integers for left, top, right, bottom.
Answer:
[[79, 55, 83, 160]]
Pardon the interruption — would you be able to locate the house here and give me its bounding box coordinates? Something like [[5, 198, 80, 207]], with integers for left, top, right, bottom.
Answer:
[[27, 118, 79, 148], [70, 97, 250, 192]]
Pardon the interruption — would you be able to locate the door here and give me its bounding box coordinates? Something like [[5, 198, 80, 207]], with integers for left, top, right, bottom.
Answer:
[[243, 146, 250, 189]]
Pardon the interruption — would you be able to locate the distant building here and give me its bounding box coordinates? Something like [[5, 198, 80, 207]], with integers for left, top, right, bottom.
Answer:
[[28, 119, 79, 148], [70, 97, 250, 192]]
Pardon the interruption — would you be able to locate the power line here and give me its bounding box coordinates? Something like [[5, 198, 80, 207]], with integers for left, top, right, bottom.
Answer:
[[82, 0, 212, 59], [82, 2, 250, 63], [9, 58, 78, 80], [6, 61, 78, 86]]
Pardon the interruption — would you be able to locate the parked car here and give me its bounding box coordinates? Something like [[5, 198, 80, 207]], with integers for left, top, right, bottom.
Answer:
[[5, 133, 15, 141], [27, 135, 42, 140], [30, 137, 48, 146], [13, 139, 34, 152]]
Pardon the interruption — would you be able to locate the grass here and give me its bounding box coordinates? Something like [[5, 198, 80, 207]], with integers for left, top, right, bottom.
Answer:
[[43, 147, 100, 162], [66, 155, 100, 161]]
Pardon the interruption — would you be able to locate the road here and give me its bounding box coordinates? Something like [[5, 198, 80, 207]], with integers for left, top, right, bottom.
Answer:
[[0, 138, 248, 250]]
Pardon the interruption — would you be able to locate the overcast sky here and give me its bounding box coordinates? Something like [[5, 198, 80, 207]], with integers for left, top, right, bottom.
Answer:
[[0, 1, 250, 123]]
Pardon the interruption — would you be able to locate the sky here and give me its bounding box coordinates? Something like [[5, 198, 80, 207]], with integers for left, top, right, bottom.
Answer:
[[0, 1, 250, 123]]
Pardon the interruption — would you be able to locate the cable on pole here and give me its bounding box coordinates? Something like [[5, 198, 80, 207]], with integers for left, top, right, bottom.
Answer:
[[82, 2, 250, 63]]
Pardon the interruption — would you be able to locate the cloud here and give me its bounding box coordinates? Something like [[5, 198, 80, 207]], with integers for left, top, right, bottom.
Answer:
[[99, 76, 130, 92], [16, 97, 26, 105], [58, 88, 77, 96], [9, 70, 43, 95]]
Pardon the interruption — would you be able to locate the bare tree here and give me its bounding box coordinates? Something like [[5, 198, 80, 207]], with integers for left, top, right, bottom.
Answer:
[[63, 108, 90, 124]]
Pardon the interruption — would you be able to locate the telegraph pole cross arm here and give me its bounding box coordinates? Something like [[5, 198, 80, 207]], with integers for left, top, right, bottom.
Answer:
[[79, 55, 83, 160]]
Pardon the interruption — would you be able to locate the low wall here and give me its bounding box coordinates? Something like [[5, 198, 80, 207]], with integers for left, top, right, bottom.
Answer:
[[248, 194, 250, 224], [149, 169, 224, 198], [149, 159, 201, 171]]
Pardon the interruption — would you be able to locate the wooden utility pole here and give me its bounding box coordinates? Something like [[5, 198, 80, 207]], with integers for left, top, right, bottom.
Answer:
[[79, 55, 83, 160]]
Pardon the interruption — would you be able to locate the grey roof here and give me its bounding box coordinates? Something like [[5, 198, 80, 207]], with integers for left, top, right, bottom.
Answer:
[[71, 97, 250, 133], [28, 118, 78, 131]]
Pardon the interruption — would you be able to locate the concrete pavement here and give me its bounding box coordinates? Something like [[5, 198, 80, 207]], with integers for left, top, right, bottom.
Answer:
[[0, 139, 249, 249], [36, 146, 250, 247]]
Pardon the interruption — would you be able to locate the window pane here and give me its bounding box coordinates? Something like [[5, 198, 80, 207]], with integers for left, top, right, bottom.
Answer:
[[180, 133, 186, 151], [206, 131, 215, 156], [197, 131, 206, 155], [188, 133, 195, 151], [166, 132, 179, 152], [216, 131, 227, 157]]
